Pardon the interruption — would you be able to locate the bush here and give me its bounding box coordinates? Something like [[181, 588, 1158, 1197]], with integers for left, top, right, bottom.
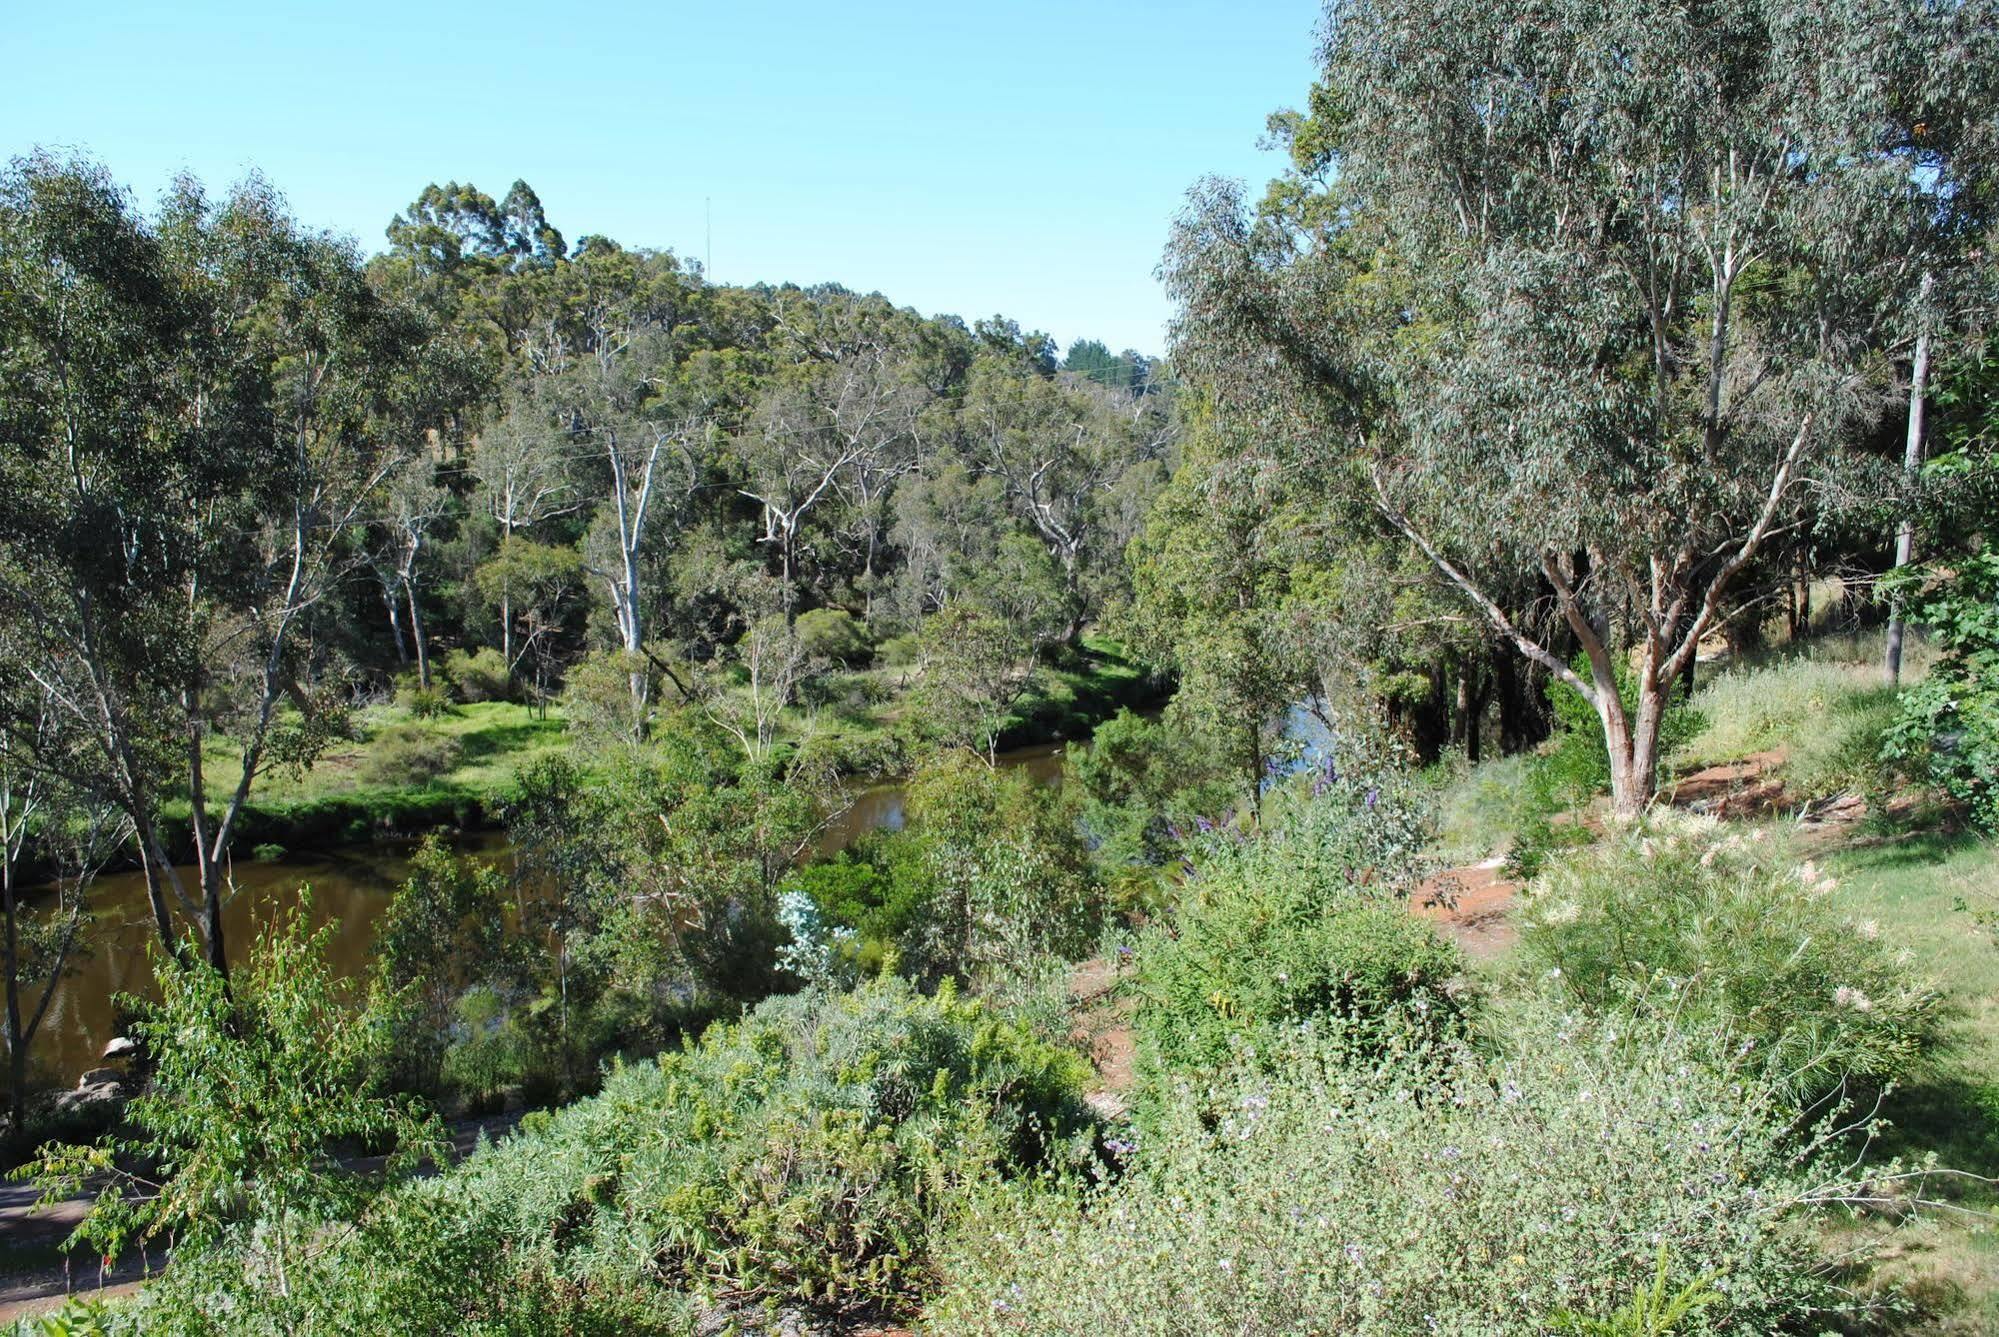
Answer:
[[394, 673, 453, 719], [1134, 750, 1458, 1085], [1137, 845, 1463, 1084], [358, 723, 463, 788], [1516, 814, 1947, 1100], [444, 646, 511, 703], [795, 607, 872, 665], [441, 977, 1093, 1321], [1881, 547, 1999, 829], [875, 632, 921, 668], [931, 1011, 1869, 1335]]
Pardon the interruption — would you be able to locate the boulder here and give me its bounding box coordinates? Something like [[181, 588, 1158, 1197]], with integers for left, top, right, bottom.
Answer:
[[101, 1036, 140, 1061]]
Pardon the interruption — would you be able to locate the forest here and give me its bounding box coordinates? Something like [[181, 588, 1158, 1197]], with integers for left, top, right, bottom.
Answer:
[[2, 0, 1999, 1330]]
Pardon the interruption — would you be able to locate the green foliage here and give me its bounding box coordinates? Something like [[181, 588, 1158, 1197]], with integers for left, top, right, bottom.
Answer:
[[18, 903, 443, 1291], [497, 738, 814, 1076], [1882, 548, 1999, 829], [1549, 1245, 1722, 1336], [1065, 707, 1237, 867], [445, 646, 512, 703], [358, 721, 464, 787], [367, 834, 513, 1097], [932, 1011, 1858, 1334], [1135, 775, 1461, 1085], [394, 674, 454, 720], [795, 607, 872, 665], [875, 632, 921, 668], [202, 977, 1098, 1330], [4, 1299, 121, 1337], [896, 752, 1104, 987], [1517, 815, 1948, 1101]]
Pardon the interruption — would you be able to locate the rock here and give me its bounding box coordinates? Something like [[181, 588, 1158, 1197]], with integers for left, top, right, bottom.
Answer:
[[53, 1074, 128, 1118], [101, 1036, 139, 1061]]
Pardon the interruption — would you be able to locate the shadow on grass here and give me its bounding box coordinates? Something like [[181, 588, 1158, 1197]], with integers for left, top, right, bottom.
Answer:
[[451, 718, 566, 765], [1834, 824, 1986, 873], [1870, 1075, 1999, 1205]]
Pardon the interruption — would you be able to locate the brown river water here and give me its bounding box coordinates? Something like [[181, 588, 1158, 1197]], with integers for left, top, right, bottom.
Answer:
[[17, 742, 1073, 1091]]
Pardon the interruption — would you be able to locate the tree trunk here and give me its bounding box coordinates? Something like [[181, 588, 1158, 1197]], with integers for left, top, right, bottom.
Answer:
[[1886, 275, 1934, 684], [381, 581, 408, 665], [406, 580, 430, 689], [4, 855, 24, 1138]]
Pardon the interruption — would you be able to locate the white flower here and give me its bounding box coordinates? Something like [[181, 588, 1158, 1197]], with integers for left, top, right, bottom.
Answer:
[[1833, 986, 1875, 1012]]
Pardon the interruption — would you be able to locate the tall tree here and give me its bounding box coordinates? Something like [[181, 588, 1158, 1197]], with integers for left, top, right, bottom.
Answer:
[[0, 156, 432, 968], [1168, 0, 1999, 813]]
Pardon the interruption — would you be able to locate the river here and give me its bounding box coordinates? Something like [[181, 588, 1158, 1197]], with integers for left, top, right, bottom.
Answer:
[[17, 741, 1076, 1090]]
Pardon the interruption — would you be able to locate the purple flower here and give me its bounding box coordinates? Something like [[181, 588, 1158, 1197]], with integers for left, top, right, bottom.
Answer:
[[1364, 787, 1379, 809], [1195, 815, 1214, 833]]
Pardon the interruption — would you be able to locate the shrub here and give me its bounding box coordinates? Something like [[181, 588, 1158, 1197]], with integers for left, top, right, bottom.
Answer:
[[897, 752, 1104, 986], [875, 632, 921, 668], [444, 976, 1093, 1319], [1136, 842, 1463, 1084], [1133, 749, 1459, 1086], [444, 646, 511, 703], [394, 672, 452, 719], [931, 1012, 1872, 1335], [1881, 547, 1999, 829], [358, 723, 463, 788], [20, 906, 444, 1326], [1516, 814, 1947, 1100], [795, 607, 872, 665]]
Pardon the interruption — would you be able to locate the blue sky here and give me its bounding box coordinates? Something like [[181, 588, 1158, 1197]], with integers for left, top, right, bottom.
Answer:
[[4, 1, 1322, 356]]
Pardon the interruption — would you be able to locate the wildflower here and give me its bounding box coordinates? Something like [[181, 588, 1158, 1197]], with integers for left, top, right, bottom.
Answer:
[[1833, 985, 1875, 1012]]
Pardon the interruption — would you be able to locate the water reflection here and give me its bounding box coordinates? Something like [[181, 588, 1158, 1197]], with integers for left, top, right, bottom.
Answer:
[[18, 743, 1073, 1089]]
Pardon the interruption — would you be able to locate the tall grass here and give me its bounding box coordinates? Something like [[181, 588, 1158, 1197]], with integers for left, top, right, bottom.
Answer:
[[1675, 656, 1901, 803]]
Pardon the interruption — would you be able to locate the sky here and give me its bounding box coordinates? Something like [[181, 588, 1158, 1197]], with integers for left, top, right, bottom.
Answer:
[[4, 1, 1323, 357]]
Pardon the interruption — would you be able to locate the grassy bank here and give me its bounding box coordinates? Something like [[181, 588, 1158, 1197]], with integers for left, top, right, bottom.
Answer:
[[1425, 635, 1999, 1329], [179, 640, 1165, 857]]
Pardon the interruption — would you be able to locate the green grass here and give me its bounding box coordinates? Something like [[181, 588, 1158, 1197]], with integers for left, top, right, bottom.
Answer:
[[1428, 752, 1539, 865], [1819, 833, 1999, 1330], [1672, 654, 1903, 805], [169, 702, 570, 854], [238, 702, 570, 804]]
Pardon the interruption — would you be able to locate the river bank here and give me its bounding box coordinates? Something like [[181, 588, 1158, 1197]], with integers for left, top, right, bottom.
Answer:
[[134, 639, 1164, 865]]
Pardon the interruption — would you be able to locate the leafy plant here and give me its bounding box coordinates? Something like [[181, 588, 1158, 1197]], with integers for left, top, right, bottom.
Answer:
[[1881, 547, 1999, 829], [444, 646, 512, 704], [1549, 1245, 1722, 1335], [17, 902, 443, 1298], [932, 1011, 1864, 1335], [1516, 814, 1947, 1102], [359, 722, 463, 788]]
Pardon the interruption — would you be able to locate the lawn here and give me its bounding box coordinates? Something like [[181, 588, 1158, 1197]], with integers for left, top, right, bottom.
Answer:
[[1825, 831, 1999, 1331]]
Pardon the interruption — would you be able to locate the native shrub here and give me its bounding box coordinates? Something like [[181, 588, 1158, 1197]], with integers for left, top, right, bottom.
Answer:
[[931, 1013, 1875, 1335], [795, 607, 872, 665], [359, 723, 462, 788], [1516, 814, 1947, 1101]]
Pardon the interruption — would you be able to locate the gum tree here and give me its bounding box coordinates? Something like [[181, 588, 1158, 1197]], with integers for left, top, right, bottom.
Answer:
[[0, 155, 434, 968], [1167, 0, 1999, 814]]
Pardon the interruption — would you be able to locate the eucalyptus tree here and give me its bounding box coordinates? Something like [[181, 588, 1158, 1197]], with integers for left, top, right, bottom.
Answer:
[[374, 458, 453, 688], [735, 345, 921, 617], [553, 240, 709, 724], [472, 387, 580, 673], [0, 155, 435, 968], [969, 359, 1174, 640], [1167, 0, 1999, 813]]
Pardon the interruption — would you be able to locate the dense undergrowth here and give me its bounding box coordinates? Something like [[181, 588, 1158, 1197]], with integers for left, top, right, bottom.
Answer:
[[18, 639, 1995, 1333]]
